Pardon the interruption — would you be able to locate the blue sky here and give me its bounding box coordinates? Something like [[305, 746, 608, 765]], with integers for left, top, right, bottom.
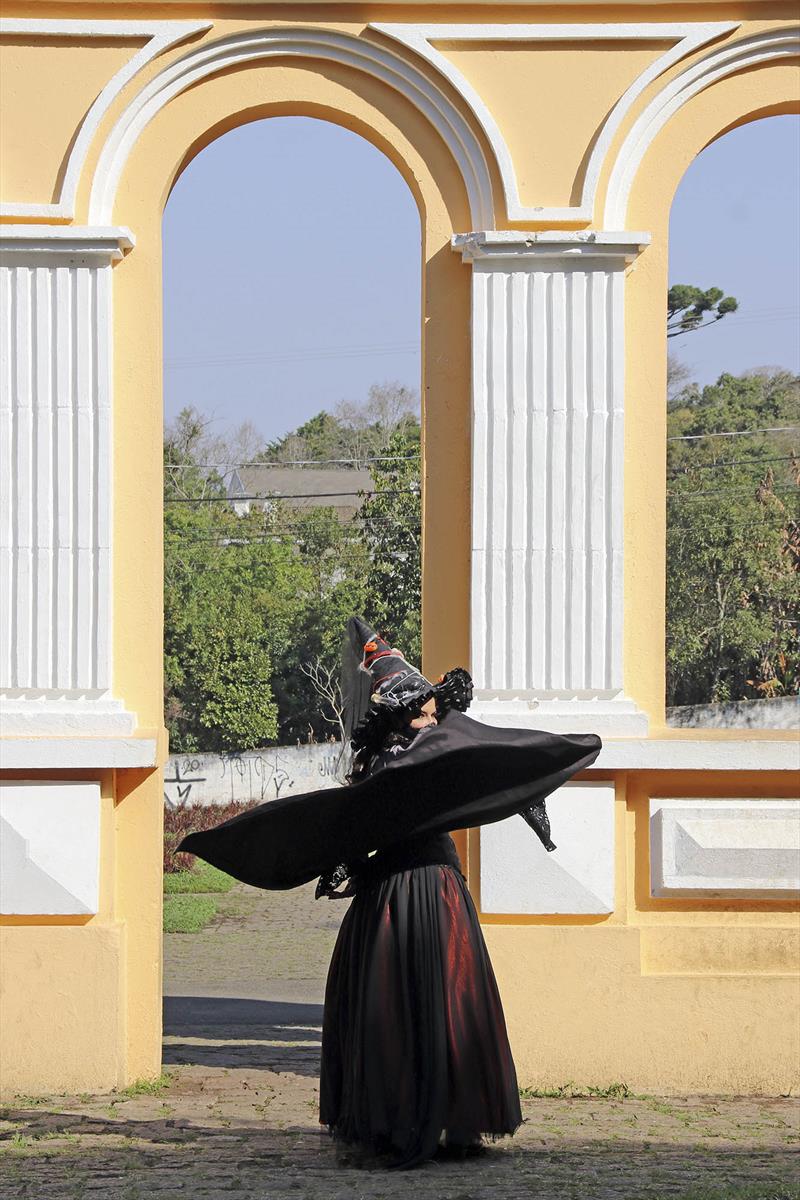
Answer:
[[163, 114, 799, 443], [668, 115, 800, 383]]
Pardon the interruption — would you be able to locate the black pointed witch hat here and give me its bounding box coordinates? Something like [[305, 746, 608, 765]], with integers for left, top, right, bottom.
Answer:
[[341, 617, 434, 737]]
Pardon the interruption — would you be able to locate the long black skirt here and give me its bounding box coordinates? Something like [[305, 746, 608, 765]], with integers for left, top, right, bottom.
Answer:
[[319, 860, 522, 1168]]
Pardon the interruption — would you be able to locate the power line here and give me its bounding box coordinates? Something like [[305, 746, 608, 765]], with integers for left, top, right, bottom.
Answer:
[[164, 489, 419, 504], [667, 455, 798, 474], [164, 531, 422, 547], [667, 426, 799, 442], [667, 521, 796, 532], [164, 340, 419, 371], [668, 485, 798, 499], [165, 454, 421, 469]]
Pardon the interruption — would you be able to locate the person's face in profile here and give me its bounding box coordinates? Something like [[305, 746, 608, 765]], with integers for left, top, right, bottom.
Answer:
[[408, 697, 437, 730]]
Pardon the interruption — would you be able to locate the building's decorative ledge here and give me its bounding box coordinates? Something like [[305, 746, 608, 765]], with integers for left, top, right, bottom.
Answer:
[[0, 734, 793, 775], [452, 230, 650, 265], [0, 737, 158, 770], [591, 738, 799, 772], [0, 225, 134, 262]]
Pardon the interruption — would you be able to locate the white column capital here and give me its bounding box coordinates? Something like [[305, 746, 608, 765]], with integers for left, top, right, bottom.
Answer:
[[452, 230, 650, 268], [0, 226, 134, 264]]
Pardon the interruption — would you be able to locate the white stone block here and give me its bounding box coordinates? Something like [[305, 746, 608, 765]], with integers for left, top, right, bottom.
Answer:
[[480, 782, 615, 914], [0, 781, 101, 914], [649, 799, 800, 898]]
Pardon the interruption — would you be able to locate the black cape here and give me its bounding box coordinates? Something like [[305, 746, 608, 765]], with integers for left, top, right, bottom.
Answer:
[[177, 710, 601, 890]]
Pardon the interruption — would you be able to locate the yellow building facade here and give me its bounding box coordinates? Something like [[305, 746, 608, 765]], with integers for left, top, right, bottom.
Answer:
[[0, 2, 798, 1096]]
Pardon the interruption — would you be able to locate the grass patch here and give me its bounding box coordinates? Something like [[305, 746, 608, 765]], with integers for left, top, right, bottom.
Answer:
[[163, 864, 236, 895], [117, 1073, 173, 1099], [519, 1081, 631, 1100], [163, 894, 217, 933]]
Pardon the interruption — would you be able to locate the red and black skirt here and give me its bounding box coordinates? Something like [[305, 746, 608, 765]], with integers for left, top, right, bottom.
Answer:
[[319, 834, 522, 1168]]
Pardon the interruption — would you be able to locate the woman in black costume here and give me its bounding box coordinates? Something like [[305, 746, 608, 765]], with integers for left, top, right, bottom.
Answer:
[[178, 617, 601, 1170], [316, 620, 522, 1167]]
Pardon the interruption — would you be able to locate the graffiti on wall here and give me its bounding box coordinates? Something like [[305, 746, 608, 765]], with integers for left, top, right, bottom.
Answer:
[[163, 759, 208, 808], [163, 745, 345, 809]]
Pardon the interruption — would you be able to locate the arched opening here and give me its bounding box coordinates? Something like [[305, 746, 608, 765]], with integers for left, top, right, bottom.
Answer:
[[159, 114, 423, 1044], [665, 114, 800, 725]]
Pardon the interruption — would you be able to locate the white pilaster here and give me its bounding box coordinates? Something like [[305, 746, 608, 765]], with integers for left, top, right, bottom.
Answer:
[[0, 227, 136, 737], [453, 231, 650, 734]]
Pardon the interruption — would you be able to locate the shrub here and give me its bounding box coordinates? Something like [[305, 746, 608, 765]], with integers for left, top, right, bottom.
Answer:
[[163, 800, 256, 874]]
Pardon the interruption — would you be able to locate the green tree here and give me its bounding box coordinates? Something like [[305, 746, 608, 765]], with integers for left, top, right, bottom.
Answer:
[[260, 383, 420, 466], [163, 399, 424, 747], [165, 596, 278, 752], [358, 426, 422, 663], [666, 370, 799, 704], [267, 505, 369, 742], [164, 408, 302, 751], [667, 284, 738, 338]]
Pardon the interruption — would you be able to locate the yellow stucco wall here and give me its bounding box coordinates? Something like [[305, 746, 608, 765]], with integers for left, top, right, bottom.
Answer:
[[1, 3, 798, 1096], [478, 769, 799, 1092], [0, 768, 163, 1094]]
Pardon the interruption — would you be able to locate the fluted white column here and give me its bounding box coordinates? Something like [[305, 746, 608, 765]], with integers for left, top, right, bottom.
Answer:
[[453, 231, 649, 734], [0, 227, 136, 736]]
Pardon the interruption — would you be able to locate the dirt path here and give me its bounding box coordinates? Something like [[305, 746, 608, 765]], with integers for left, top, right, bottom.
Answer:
[[163, 878, 342, 1001]]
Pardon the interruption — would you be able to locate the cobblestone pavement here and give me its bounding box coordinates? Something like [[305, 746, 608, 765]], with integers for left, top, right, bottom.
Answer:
[[163, 879, 341, 998], [2, 882, 797, 1200], [1, 1067, 797, 1200]]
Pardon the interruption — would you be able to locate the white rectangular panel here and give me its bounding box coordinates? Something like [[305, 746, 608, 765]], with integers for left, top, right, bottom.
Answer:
[[0, 781, 101, 914], [480, 781, 615, 914], [650, 798, 800, 898]]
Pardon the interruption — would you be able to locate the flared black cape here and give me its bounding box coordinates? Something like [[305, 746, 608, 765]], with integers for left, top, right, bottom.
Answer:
[[177, 710, 601, 890]]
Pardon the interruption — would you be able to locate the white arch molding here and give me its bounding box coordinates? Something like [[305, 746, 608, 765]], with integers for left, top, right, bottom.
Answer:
[[605, 26, 800, 227], [373, 22, 736, 226], [89, 26, 495, 227]]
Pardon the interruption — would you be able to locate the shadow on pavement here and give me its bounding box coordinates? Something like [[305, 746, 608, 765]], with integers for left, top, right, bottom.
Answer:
[[162, 995, 324, 1074], [1, 1110, 797, 1200]]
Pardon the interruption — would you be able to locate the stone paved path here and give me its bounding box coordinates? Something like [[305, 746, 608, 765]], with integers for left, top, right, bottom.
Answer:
[[2, 881, 798, 1199], [1, 1068, 797, 1200]]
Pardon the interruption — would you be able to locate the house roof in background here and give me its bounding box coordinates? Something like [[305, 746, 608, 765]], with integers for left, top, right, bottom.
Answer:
[[228, 466, 374, 515]]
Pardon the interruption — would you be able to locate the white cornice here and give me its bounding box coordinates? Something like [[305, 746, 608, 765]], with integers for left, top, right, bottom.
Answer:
[[452, 230, 650, 266], [372, 22, 737, 226], [0, 225, 135, 263], [0, 19, 211, 221]]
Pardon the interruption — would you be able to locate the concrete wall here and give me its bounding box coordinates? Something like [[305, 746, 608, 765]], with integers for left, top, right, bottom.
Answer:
[[667, 698, 799, 731], [163, 744, 346, 808]]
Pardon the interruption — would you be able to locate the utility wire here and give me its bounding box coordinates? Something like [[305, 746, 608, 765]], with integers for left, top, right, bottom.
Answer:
[[164, 489, 418, 504], [667, 426, 799, 442], [666, 455, 797, 474], [668, 486, 798, 499], [165, 340, 419, 370], [165, 454, 421, 469]]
